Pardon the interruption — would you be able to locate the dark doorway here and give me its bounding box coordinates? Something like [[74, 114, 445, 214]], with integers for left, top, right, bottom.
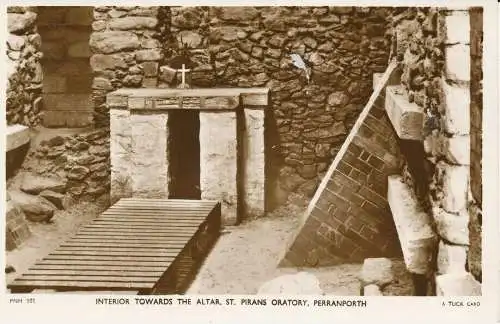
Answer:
[[168, 110, 201, 199]]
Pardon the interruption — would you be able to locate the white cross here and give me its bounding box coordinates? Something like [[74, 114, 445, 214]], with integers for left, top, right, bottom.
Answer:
[[179, 64, 191, 86]]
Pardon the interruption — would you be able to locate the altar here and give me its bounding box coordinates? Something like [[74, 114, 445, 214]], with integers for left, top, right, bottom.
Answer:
[[107, 87, 269, 225]]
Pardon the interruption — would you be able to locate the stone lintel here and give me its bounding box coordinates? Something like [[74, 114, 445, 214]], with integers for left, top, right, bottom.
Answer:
[[106, 88, 269, 111], [6, 124, 30, 152], [436, 272, 481, 296], [387, 175, 437, 275], [385, 86, 424, 141]]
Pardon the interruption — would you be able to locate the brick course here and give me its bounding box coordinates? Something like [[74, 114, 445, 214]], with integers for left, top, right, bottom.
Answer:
[[281, 66, 402, 266]]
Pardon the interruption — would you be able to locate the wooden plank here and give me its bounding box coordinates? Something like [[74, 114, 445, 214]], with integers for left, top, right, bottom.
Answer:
[[60, 242, 186, 249], [83, 224, 202, 230], [103, 211, 209, 216], [109, 205, 213, 210], [20, 270, 163, 277], [49, 250, 180, 258], [44, 255, 177, 262], [95, 216, 206, 223], [54, 246, 182, 254], [101, 210, 209, 217], [29, 264, 167, 272], [55, 245, 181, 252], [9, 280, 153, 290], [116, 199, 217, 205], [33, 259, 173, 267], [77, 227, 197, 234], [17, 275, 159, 283], [66, 237, 190, 243], [73, 232, 193, 239]]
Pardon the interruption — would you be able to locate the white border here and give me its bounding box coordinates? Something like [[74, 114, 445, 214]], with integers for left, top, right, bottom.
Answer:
[[0, 1, 498, 323]]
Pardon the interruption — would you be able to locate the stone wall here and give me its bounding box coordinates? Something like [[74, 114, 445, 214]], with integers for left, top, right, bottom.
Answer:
[[21, 128, 110, 200], [38, 6, 94, 128], [468, 7, 482, 282], [6, 7, 43, 127], [90, 6, 163, 127], [92, 6, 394, 205], [391, 7, 481, 290]]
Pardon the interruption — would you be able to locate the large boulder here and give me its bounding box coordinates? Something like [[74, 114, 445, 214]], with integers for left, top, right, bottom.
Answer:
[[90, 31, 140, 54], [9, 190, 57, 222], [20, 174, 67, 194], [257, 272, 323, 295]]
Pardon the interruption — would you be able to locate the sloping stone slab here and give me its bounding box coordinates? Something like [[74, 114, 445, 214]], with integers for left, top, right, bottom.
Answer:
[[387, 175, 437, 274], [385, 86, 424, 140], [6, 124, 30, 152], [20, 174, 67, 195], [436, 272, 481, 296]]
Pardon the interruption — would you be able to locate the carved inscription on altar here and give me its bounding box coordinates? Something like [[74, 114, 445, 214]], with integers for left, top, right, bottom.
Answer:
[[144, 97, 181, 109], [181, 96, 202, 109]]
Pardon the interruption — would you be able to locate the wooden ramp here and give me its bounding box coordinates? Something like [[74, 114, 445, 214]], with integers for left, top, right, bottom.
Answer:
[[8, 198, 221, 294]]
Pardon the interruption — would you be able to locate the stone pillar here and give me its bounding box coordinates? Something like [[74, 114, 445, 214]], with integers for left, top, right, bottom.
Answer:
[[199, 111, 238, 225], [130, 112, 169, 198], [109, 108, 132, 202], [242, 107, 266, 218]]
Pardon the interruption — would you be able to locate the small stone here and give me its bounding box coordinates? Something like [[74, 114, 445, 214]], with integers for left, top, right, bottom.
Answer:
[[68, 165, 90, 181], [257, 272, 323, 294], [251, 46, 264, 59], [72, 141, 90, 151], [363, 284, 383, 296], [303, 37, 318, 49], [123, 74, 143, 87], [360, 258, 394, 287], [20, 174, 67, 194], [92, 77, 113, 90], [8, 12, 37, 34], [141, 61, 158, 77], [47, 135, 65, 147], [327, 91, 349, 106], [90, 54, 128, 71], [135, 49, 162, 61], [90, 31, 140, 54], [436, 272, 481, 296], [39, 190, 65, 210], [141, 38, 160, 49], [7, 34, 26, 51], [433, 207, 470, 246], [109, 17, 158, 30], [159, 66, 176, 83], [177, 31, 203, 48], [5, 265, 16, 274], [219, 7, 259, 21], [92, 20, 106, 31]]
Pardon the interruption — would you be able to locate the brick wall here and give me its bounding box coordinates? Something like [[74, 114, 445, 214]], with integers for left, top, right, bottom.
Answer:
[[280, 65, 402, 267], [38, 6, 94, 128]]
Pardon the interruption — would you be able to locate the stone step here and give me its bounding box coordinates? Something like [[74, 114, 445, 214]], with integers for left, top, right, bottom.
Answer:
[[385, 86, 424, 141], [387, 175, 437, 275], [6, 124, 30, 152], [436, 272, 481, 296]]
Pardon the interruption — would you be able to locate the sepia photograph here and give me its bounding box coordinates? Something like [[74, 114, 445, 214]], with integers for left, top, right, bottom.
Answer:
[[4, 3, 485, 301]]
